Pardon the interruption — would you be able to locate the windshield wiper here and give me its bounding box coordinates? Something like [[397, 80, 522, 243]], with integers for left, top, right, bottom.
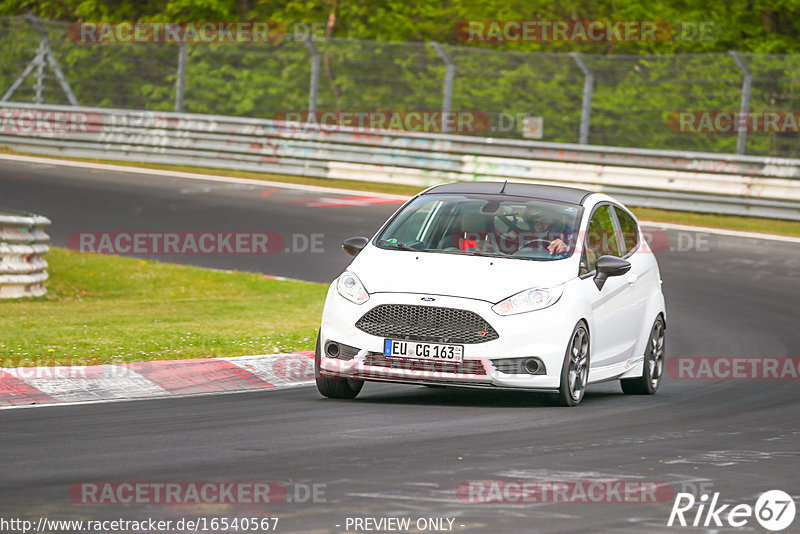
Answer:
[[377, 239, 425, 252], [429, 247, 505, 258], [456, 249, 506, 258], [444, 248, 544, 260]]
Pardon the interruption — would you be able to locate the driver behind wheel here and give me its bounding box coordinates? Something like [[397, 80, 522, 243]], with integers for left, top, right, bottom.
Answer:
[[524, 206, 570, 255]]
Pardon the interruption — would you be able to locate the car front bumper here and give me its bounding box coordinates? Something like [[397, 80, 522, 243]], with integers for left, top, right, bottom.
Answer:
[[318, 285, 578, 391]]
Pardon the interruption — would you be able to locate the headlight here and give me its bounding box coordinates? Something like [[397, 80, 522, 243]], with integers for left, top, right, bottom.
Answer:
[[492, 284, 564, 316], [337, 271, 369, 304]]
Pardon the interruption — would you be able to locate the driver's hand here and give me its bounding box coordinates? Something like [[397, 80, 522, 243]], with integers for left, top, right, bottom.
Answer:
[[548, 238, 568, 255]]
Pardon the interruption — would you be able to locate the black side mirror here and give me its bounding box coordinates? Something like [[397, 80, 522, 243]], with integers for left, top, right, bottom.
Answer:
[[594, 255, 631, 290], [342, 236, 369, 257]]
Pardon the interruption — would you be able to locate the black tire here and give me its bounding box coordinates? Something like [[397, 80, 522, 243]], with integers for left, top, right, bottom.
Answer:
[[621, 316, 665, 395], [314, 333, 364, 399], [545, 322, 590, 407]]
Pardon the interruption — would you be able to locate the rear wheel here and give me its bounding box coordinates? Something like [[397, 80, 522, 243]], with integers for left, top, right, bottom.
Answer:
[[314, 333, 364, 399], [546, 323, 590, 407], [621, 316, 665, 395]]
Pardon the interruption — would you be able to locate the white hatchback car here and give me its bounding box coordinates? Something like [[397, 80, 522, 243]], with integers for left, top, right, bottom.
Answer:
[[316, 182, 666, 406]]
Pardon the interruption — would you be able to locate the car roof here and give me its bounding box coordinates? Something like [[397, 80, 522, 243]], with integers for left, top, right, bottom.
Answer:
[[423, 181, 594, 205]]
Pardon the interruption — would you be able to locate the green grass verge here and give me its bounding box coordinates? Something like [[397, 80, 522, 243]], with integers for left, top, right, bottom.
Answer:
[[631, 207, 800, 237], [0, 248, 327, 367], [4, 148, 800, 237]]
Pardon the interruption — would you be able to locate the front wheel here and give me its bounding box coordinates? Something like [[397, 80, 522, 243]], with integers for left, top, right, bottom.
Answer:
[[621, 316, 665, 395], [314, 333, 364, 399], [546, 323, 590, 407]]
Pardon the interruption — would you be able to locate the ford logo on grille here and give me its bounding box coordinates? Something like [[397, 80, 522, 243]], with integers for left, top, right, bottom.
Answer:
[[420, 297, 436, 302]]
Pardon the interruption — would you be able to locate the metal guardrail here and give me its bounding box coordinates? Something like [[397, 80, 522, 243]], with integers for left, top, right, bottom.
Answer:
[[0, 209, 50, 298], [1, 102, 799, 220]]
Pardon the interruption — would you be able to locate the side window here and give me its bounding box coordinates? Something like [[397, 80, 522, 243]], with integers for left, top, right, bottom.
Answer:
[[584, 205, 621, 271], [614, 206, 639, 254]]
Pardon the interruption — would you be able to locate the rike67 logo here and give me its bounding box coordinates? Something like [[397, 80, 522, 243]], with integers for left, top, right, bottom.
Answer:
[[668, 489, 795, 531]]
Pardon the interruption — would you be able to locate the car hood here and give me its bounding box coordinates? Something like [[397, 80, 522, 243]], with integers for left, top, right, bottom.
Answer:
[[349, 245, 577, 303]]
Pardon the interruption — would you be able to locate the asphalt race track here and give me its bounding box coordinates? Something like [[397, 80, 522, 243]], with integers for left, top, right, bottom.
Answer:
[[2, 158, 799, 533]]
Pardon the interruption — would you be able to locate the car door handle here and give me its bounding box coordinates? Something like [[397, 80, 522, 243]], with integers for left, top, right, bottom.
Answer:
[[627, 274, 639, 285]]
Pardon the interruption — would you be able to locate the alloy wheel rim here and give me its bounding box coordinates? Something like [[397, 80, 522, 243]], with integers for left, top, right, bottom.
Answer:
[[649, 321, 665, 389], [568, 328, 589, 401]]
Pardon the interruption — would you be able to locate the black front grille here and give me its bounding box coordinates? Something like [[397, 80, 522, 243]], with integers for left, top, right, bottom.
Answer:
[[365, 354, 487, 375], [355, 304, 499, 344]]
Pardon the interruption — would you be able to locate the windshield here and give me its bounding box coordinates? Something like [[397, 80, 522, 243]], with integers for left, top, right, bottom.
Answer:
[[376, 193, 582, 260]]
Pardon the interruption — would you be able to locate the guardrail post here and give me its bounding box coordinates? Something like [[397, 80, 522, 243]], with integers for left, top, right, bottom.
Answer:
[[0, 209, 51, 298], [430, 42, 455, 134], [729, 51, 752, 155], [303, 36, 320, 113], [175, 41, 187, 112], [570, 52, 594, 145]]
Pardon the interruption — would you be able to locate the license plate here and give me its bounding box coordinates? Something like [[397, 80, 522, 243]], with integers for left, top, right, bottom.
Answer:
[[383, 339, 463, 362]]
